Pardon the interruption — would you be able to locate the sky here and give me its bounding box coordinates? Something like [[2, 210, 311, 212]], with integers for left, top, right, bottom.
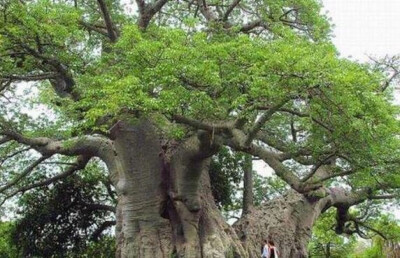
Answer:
[[322, 0, 400, 62], [322, 0, 400, 100]]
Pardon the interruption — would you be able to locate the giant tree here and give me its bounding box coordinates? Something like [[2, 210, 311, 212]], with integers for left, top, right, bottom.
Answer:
[[0, 0, 399, 257]]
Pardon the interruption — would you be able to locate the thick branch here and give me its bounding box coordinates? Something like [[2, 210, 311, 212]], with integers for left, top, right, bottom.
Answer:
[[239, 20, 269, 33], [85, 203, 116, 213], [91, 220, 116, 241], [242, 153, 253, 215], [97, 0, 118, 42], [0, 136, 11, 145], [79, 21, 109, 37], [137, 0, 169, 29], [197, 0, 218, 22], [1, 72, 58, 81], [1, 129, 112, 158], [324, 186, 398, 211], [369, 194, 399, 200]]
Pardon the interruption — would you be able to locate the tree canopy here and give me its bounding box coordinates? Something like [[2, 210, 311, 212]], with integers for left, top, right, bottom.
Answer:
[[0, 0, 399, 256]]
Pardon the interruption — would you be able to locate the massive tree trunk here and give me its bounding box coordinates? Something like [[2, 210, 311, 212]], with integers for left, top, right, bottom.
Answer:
[[102, 120, 329, 258], [234, 191, 328, 258], [105, 120, 246, 258]]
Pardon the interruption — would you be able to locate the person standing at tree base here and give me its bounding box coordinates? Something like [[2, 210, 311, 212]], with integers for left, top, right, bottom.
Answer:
[[268, 240, 279, 258], [261, 239, 269, 258]]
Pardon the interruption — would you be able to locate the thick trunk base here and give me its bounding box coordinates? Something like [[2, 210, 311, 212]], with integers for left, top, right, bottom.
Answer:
[[234, 191, 323, 258], [108, 121, 323, 258], [109, 121, 245, 258]]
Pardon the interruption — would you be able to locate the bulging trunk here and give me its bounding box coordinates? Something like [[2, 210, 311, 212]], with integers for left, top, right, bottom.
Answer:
[[104, 120, 326, 257], [109, 120, 172, 257], [106, 121, 245, 258], [234, 191, 326, 258]]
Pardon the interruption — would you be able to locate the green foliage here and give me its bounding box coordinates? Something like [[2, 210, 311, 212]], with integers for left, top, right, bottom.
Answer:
[[350, 214, 400, 258], [69, 25, 400, 187], [309, 209, 400, 258], [79, 236, 116, 258], [0, 0, 399, 255], [210, 148, 289, 212], [352, 238, 384, 258], [11, 164, 115, 257], [1, 1, 398, 192], [253, 174, 289, 205], [308, 209, 357, 258], [209, 148, 245, 209], [0, 221, 18, 258]]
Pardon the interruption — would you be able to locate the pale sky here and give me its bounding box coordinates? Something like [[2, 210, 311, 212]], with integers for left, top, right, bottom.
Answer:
[[323, 0, 400, 61]]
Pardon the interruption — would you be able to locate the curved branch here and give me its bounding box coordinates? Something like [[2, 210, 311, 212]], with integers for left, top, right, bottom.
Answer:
[[2, 32, 78, 100], [301, 153, 337, 182], [85, 203, 116, 213], [356, 220, 388, 239], [1, 128, 112, 158], [277, 108, 333, 132], [1, 72, 58, 81], [91, 220, 116, 241], [137, 0, 169, 29], [313, 169, 355, 184]]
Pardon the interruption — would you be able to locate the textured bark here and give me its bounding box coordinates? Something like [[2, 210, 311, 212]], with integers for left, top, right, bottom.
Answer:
[[106, 120, 245, 258], [234, 191, 328, 258], [104, 120, 330, 258], [242, 154, 253, 215], [109, 120, 172, 257]]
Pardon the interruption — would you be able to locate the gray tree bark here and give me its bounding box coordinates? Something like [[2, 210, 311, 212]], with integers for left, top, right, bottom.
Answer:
[[234, 191, 329, 258], [105, 120, 246, 258], [242, 154, 253, 215], [99, 120, 337, 258]]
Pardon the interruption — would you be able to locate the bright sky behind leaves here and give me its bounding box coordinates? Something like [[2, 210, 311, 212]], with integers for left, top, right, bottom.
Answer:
[[323, 0, 400, 62], [256, 0, 400, 182]]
